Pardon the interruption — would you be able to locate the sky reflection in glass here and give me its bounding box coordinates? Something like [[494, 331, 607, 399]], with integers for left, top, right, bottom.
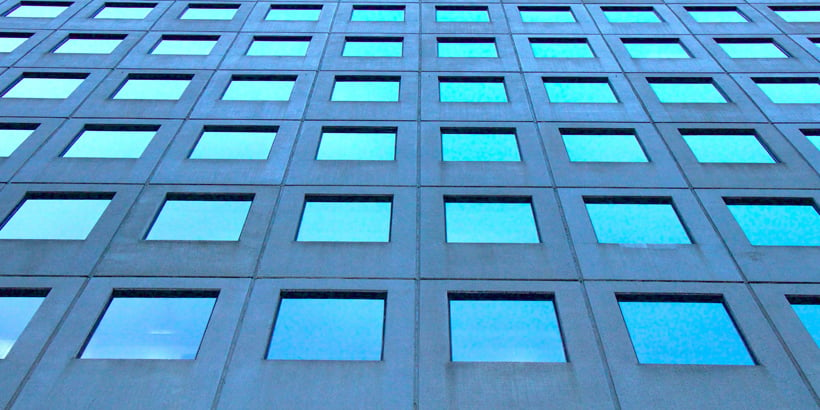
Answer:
[[0, 35, 29, 53], [0, 296, 44, 358], [440, 81, 507, 102], [113, 79, 189, 100], [563, 134, 648, 162], [316, 131, 395, 161], [94, 5, 153, 19], [586, 202, 691, 244], [604, 10, 660, 23], [624, 42, 690, 59], [331, 80, 399, 102], [792, 304, 820, 347], [682, 134, 775, 163], [519, 9, 574, 23], [222, 79, 294, 101], [351, 8, 404, 22], [544, 81, 617, 103], [342, 40, 402, 57], [442, 132, 520, 162], [0, 198, 110, 240], [0, 128, 33, 157], [54, 38, 122, 54], [438, 41, 497, 58], [63, 129, 155, 158], [180, 6, 237, 20], [687, 10, 747, 23], [531, 41, 593, 58], [727, 203, 820, 246], [755, 82, 820, 104], [436, 9, 489, 23], [151, 38, 217, 55], [445, 202, 539, 243], [7, 4, 68, 18], [649, 82, 726, 103], [718, 41, 787, 58], [297, 200, 392, 242], [190, 130, 276, 160], [146, 199, 251, 241], [2, 77, 84, 99], [248, 39, 309, 56]]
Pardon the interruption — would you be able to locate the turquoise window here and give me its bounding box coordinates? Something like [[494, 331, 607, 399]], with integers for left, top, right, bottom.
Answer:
[[247, 36, 310, 57], [585, 200, 691, 244], [342, 37, 403, 57], [0, 34, 30, 53], [63, 126, 157, 159], [93, 3, 154, 19], [543, 78, 618, 103], [441, 130, 520, 162], [716, 39, 788, 58], [2, 74, 85, 99], [6, 2, 69, 18], [450, 295, 565, 362], [316, 128, 396, 161], [81, 291, 216, 360], [189, 127, 277, 160], [0, 125, 36, 157], [266, 5, 321, 21], [771, 6, 820, 23], [754, 78, 820, 104], [623, 39, 690, 59], [561, 131, 648, 162], [53, 35, 124, 54], [331, 77, 400, 102], [113, 76, 191, 100], [805, 130, 820, 150], [435, 6, 489, 23], [180, 4, 238, 20], [619, 297, 754, 365], [530, 38, 593, 58], [685, 7, 748, 23], [445, 199, 539, 243], [146, 196, 252, 241], [222, 76, 295, 101], [0, 291, 46, 359], [0, 196, 111, 240], [437, 38, 497, 58], [519, 6, 574, 23], [648, 79, 727, 103], [351, 6, 404, 22], [791, 300, 820, 347], [602, 7, 661, 23], [268, 294, 385, 360], [296, 197, 392, 242], [726, 201, 820, 246], [680, 131, 775, 164], [439, 78, 507, 103], [151, 36, 218, 55]]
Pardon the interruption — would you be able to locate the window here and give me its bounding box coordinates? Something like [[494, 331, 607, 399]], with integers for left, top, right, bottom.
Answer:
[[342, 37, 403, 57], [265, 5, 321, 21], [716, 38, 788, 59], [0, 123, 37, 157], [439, 77, 507, 103], [5, 1, 70, 18], [189, 126, 277, 160], [753, 78, 820, 104], [543, 77, 618, 103], [618, 295, 754, 365], [437, 38, 498, 58], [449, 294, 565, 362], [267, 292, 385, 360], [316, 127, 396, 161], [811, 37, 820, 48], [1, 73, 86, 99], [790, 297, 820, 347], [0, 33, 31, 53], [622, 38, 690, 59], [62, 124, 158, 159], [351, 5, 404, 22], [770, 6, 820, 23], [441, 128, 521, 162], [179, 3, 238, 20], [0, 289, 47, 359], [247, 36, 310, 57], [331, 76, 400, 102], [561, 129, 648, 162], [529, 38, 593, 58], [93, 2, 154, 19], [602, 6, 661, 23], [297, 196, 392, 242], [435, 6, 489, 23], [0, 194, 112, 240], [80, 290, 216, 360], [725, 198, 820, 246], [647, 78, 727, 103], [145, 195, 252, 241], [518, 6, 574, 23], [53, 34, 125, 54], [679, 129, 775, 164], [685, 6, 748, 23], [584, 198, 691, 244], [222, 75, 295, 101], [150, 35, 218, 56], [804, 129, 820, 151], [445, 197, 539, 243], [112, 74, 192, 100]]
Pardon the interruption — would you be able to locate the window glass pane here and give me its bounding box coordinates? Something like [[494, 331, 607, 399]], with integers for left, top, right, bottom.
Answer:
[[445, 201, 539, 243], [297, 199, 392, 242], [316, 131, 396, 161], [331, 79, 399, 102], [544, 80, 617, 103], [113, 78, 190, 100], [519, 8, 574, 23], [681, 133, 775, 163], [342, 39, 402, 57], [441, 132, 520, 162], [94, 4, 153, 19], [0, 295, 45, 359], [0, 198, 110, 240], [727, 203, 820, 246], [440, 81, 507, 103], [585, 202, 691, 244], [180, 5, 237, 20], [6, 3, 69, 18], [247, 38, 309, 57], [268, 296, 384, 360], [351, 8, 404, 22], [222, 78, 294, 101], [562, 133, 648, 162], [54, 37, 123, 54], [2, 77, 84, 99], [0, 35, 29, 53], [151, 38, 217, 55], [773, 8, 820, 23], [146, 198, 251, 241], [530, 40, 593, 58], [438, 41, 497, 58], [807, 133, 820, 151], [265, 6, 321, 21], [603, 9, 660, 23], [717, 40, 788, 58], [450, 298, 565, 362], [0, 128, 34, 157], [649, 82, 727, 103], [623, 41, 690, 59], [189, 130, 276, 160], [81, 294, 216, 359], [63, 129, 156, 158], [436, 9, 489, 22], [619, 300, 754, 365], [792, 303, 820, 347], [687, 10, 747, 23], [755, 81, 820, 104]]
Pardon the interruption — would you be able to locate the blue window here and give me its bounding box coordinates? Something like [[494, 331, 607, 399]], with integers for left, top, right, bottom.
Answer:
[[62, 125, 158, 159], [0, 194, 112, 240], [180, 3, 238, 20], [561, 129, 648, 162], [771, 6, 820, 23], [543, 77, 618, 103], [2, 73, 86, 99], [602, 6, 660, 23], [753, 78, 820, 104], [53, 34, 125, 54], [297, 196, 392, 242], [342, 37, 403, 57], [0, 33, 31, 53], [790, 298, 820, 347], [811, 38, 820, 48], [441, 129, 520, 162], [622, 39, 690, 59], [530, 38, 593, 58], [679, 129, 775, 164], [437, 38, 497, 58], [113, 74, 192, 100], [265, 5, 321, 21], [648, 78, 727, 103], [0, 289, 47, 359], [726, 199, 820, 246], [146, 195, 252, 241], [685, 7, 748, 23], [331, 77, 400, 102], [445, 198, 540, 243], [585, 198, 691, 244], [804, 129, 820, 151], [222, 75, 295, 101], [518, 6, 574, 23], [247, 36, 310, 57], [449, 294, 565, 362], [268, 293, 385, 361], [0, 124, 36, 157], [150, 35, 218, 56], [351, 5, 404, 22], [439, 77, 507, 103], [81, 290, 216, 360], [316, 127, 396, 161], [5, 1, 70, 18], [435, 6, 489, 23], [189, 126, 277, 160], [93, 2, 154, 19], [716, 38, 788, 59], [619, 295, 754, 365]]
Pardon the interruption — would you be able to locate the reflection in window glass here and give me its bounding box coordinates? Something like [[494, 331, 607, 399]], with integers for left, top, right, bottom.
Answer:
[[146, 197, 251, 241], [54, 35, 124, 54], [754, 79, 820, 104], [0, 294, 45, 359], [440, 79, 507, 103], [268, 295, 385, 360], [544, 78, 617, 103], [623, 40, 690, 59], [681, 132, 775, 164], [265, 5, 321, 21], [441, 131, 520, 162], [316, 130, 396, 161], [222, 76, 295, 101], [648, 80, 727, 103], [435, 7, 489, 23], [151, 36, 218, 55], [438, 39, 497, 58], [686, 7, 748, 23], [342, 38, 402, 57], [0, 34, 30, 53], [0, 127, 35, 157], [63, 127, 157, 158], [450, 297, 564, 362], [445, 200, 539, 243], [94, 3, 154, 19], [6, 2, 69, 18], [619, 299, 754, 365], [2, 75, 85, 99], [585, 201, 691, 244], [297, 198, 392, 242], [0, 197, 111, 240], [562, 133, 648, 162], [791, 302, 820, 347], [247, 37, 310, 57], [727, 202, 820, 246], [519, 7, 574, 23], [603, 7, 660, 23], [331, 78, 400, 102], [771, 7, 820, 23], [189, 128, 276, 160], [805, 131, 820, 151], [180, 4, 238, 20], [351, 6, 404, 22], [530, 39, 593, 58], [81, 292, 216, 359], [716, 39, 788, 59], [113, 77, 191, 100]]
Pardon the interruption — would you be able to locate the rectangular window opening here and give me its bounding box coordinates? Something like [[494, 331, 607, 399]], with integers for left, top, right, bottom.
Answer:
[[0, 122, 39, 157], [441, 127, 520, 162], [439, 76, 507, 103], [724, 197, 820, 246], [444, 196, 540, 244], [150, 34, 219, 56], [560, 128, 648, 163], [518, 6, 575, 23], [247, 36, 311, 57], [61, 124, 159, 159], [0, 192, 114, 240], [331, 76, 401, 102], [189, 125, 278, 160], [145, 193, 253, 241], [584, 196, 692, 245], [316, 126, 397, 161], [296, 195, 393, 242], [678, 128, 776, 164], [343, 36, 403, 58], [543, 77, 618, 103]]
